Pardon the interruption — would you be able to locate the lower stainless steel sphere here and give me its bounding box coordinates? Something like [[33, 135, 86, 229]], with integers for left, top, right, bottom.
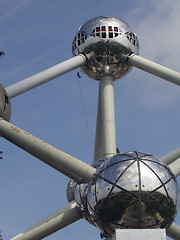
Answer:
[[72, 16, 139, 80], [87, 152, 179, 238]]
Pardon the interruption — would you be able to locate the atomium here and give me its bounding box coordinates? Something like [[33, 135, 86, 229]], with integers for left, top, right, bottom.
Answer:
[[68, 152, 180, 239], [72, 16, 139, 80], [0, 13, 179, 240]]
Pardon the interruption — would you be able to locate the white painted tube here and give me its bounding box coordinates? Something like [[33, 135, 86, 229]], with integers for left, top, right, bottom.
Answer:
[[167, 223, 180, 240], [169, 158, 180, 176], [94, 83, 103, 161], [127, 54, 180, 86], [0, 118, 96, 183], [100, 76, 116, 158], [160, 148, 180, 165], [6, 54, 90, 98], [11, 201, 81, 240]]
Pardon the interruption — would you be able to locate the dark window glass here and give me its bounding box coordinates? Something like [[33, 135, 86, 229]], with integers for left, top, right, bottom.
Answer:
[[96, 27, 100, 32], [114, 27, 118, 32], [96, 56, 103, 62], [108, 26, 113, 31], [102, 26, 106, 31], [109, 32, 113, 38], [102, 32, 106, 38]]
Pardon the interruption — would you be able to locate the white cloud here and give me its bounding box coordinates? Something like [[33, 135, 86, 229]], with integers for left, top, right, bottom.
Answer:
[[129, 0, 180, 71], [122, 0, 180, 110]]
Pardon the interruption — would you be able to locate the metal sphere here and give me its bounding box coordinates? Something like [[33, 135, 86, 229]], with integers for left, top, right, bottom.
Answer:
[[0, 84, 11, 122], [66, 159, 104, 226], [87, 152, 180, 238], [72, 16, 139, 80]]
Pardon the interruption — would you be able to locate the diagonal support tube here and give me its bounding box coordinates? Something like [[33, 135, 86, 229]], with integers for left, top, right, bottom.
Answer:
[[11, 201, 81, 240], [5, 54, 91, 99], [160, 148, 180, 165], [0, 118, 96, 183], [167, 223, 180, 240], [125, 54, 180, 86], [168, 158, 180, 177]]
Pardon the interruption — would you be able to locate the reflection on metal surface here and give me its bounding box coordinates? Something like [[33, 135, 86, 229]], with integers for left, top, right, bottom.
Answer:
[[86, 152, 180, 238], [72, 16, 139, 80], [66, 159, 104, 226], [67, 152, 180, 239]]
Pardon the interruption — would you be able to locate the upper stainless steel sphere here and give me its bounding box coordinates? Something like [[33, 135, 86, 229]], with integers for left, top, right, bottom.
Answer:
[[87, 152, 180, 238], [72, 16, 139, 80]]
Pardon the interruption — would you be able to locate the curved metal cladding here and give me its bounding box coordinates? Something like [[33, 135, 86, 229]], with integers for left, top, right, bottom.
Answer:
[[72, 16, 139, 80], [0, 84, 11, 122], [66, 159, 105, 226], [86, 152, 180, 238], [67, 152, 180, 238]]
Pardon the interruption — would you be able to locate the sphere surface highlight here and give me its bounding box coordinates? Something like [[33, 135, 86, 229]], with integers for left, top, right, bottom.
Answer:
[[72, 16, 139, 80]]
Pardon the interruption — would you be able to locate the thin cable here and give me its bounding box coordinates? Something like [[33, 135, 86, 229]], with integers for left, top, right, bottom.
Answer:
[[77, 77, 90, 132]]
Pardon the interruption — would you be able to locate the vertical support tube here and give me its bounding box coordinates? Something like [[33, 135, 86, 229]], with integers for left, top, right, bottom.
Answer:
[[100, 76, 116, 158], [94, 83, 103, 161]]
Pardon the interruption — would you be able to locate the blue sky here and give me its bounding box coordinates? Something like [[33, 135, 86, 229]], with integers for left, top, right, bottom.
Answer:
[[0, 0, 180, 239]]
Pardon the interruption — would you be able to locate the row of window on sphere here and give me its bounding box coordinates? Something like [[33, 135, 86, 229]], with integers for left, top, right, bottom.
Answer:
[[72, 27, 139, 52]]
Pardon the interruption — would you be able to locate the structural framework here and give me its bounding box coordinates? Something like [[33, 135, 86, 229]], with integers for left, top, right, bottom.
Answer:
[[0, 16, 180, 240]]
